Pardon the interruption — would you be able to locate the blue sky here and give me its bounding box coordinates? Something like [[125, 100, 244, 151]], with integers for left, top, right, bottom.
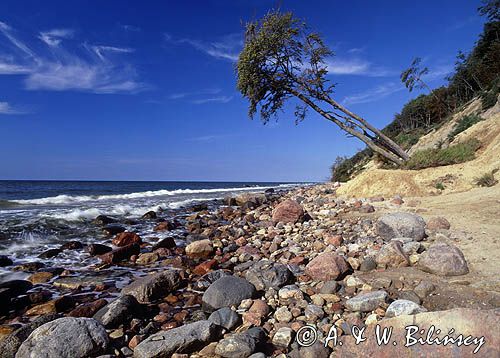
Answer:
[[0, 0, 486, 182]]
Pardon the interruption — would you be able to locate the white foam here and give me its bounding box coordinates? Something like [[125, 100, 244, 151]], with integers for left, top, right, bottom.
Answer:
[[11, 184, 298, 205]]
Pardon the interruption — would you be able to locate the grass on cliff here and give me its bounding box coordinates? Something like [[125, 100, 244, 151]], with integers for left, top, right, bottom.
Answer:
[[404, 139, 481, 170], [448, 114, 484, 142], [474, 169, 498, 187]]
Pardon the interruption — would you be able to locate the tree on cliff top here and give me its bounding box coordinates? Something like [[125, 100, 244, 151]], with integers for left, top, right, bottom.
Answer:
[[236, 10, 409, 164]]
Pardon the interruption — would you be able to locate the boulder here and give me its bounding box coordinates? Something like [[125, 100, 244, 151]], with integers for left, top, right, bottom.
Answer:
[[345, 290, 388, 312], [376, 212, 426, 241], [386, 299, 427, 317], [102, 224, 126, 236], [202, 276, 256, 311], [375, 241, 410, 269], [305, 252, 350, 281], [272, 199, 304, 223], [0, 255, 12, 267], [154, 221, 174, 232], [121, 270, 182, 303], [245, 261, 292, 291], [141, 211, 157, 219], [336, 308, 499, 357], [38, 248, 62, 259], [418, 242, 469, 276], [214, 328, 265, 358], [152, 236, 176, 250], [93, 215, 116, 226], [87, 243, 112, 256], [93, 295, 141, 328], [208, 307, 242, 331], [112, 232, 142, 247], [185, 239, 213, 259], [15, 317, 108, 358], [99, 243, 140, 264], [68, 299, 107, 318], [133, 320, 221, 358], [426, 216, 451, 230]]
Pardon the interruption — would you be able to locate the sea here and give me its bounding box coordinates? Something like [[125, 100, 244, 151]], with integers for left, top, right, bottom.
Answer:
[[0, 180, 304, 283]]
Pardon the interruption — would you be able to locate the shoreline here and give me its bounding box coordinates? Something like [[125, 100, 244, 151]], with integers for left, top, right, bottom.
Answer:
[[0, 182, 499, 357]]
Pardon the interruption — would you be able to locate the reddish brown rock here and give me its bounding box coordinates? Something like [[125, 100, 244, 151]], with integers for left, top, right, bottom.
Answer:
[[426, 216, 451, 230], [154, 221, 174, 232], [193, 259, 218, 276], [28, 272, 54, 284], [68, 299, 107, 317], [325, 233, 343, 246], [375, 241, 410, 269], [112, 232, 142, 247], [99, 243, 140, 264], [272, 199, 305, 223], [305, 252, 350, 281]]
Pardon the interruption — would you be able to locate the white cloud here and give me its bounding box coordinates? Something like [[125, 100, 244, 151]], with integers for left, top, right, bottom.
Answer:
[[191, 96, 233, 105], [342, 82, 404, 105], [326, 58, 395, 77], [167, 88, 221, 100], [39, 28, 74, 47], [0, 101, 25, 114], [0, 20, 146, 94], [165, 33, 242, 61]]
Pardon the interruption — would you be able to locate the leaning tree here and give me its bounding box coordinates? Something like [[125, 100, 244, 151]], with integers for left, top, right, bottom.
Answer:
[[236, 10, 409, 164]]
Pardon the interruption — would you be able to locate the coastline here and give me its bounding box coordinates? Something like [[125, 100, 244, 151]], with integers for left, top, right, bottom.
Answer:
[[0, 182, 498, 357]]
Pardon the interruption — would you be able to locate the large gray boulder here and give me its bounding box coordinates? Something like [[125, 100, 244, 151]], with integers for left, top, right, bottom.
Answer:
[[418, 242, 469, 276], [93, 295, 141, 328], [215, 327, 266, 358], [202, 276, 256, 311], [345, 290, 388, 312], [133, 320, 221, 358], [121, 270, 181, 303], [245, 261, 292, 291], [15, 317, 108, 358], [376, 212, 426, 241], [385, 299, 427, 317]]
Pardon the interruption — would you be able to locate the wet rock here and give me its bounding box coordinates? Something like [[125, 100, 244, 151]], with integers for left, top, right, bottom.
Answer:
[[53, 276, 108, 290], [99, 243, 140, 264], [102, 224, 126, 236], [245, 261, 292, 291], [375, 241, 410, 269], [93, 215, 116, 226], [202, 276, 256, 311], [15, 317, 108, 358], [426, 216, 451, 230], [142, 211, 157, 219], [0, 255, 13, 267], [154, 221, 174, 232], [418, 243, 469, 276], [38, 248, 62, 259], [208, 307, 242, 331], [121, 270, 182, 303], [12, 262, 44, 272], [133, 320, 222, 358], [136, 252, 160, 265], [152, 236, 176, 250], [59, 240, 84, 250], [386, 299, 427, 317], [272, 327, 294, 348], [345, 290, 388, 312], [87, 243, 112, 256], [26, 296, 75, 316], [376, 212, 426, 241], [194, 270, 231, 291], [185, 239, 213, 259], [0, 314, 60, 358], [28, 272, 54, 284], [112, 232, 142, 247], [305, 252, 350, 281], [94, 295, 141, 328], [69, 299, 108, 318], [0, 280, 33, 310], [272, 199, 304, 223]]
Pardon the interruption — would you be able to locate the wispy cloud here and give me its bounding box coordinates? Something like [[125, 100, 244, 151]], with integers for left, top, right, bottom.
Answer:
[[342, 82, 404, 105], [167, 88, 221, 100], [347, 47, 365, 54], [165, 32, 242, 61], [0, 101, 25, 114], [166, 88, 232, 105], [188, 133, 236, 142], [326, 58, 395, 77], [0, 20, 146, 94], [38, 28, 74, 47], [191, 96, 232, 105]]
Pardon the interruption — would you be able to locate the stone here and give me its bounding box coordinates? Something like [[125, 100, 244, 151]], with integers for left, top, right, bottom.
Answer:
[[112, 232, 142, 247], [414, 281, 435, 299], [208, 307, 242, 331], [305, 304, 324, 321], [418, 243, 469, 276], [345, 290, 388, 312], [274, 306, 293, 323], [87, 243, 112, 256], [38, 248, 62, 259], [60, 241, 84, 250], [272, 199, 304, 223], [93, 295, 141, 328], [272, 327, 294, 347], [93, 215, 116, 226], [154, 221, 174, 231], [152, 236, 176, 250], [426, 216, 451, 230], [298, 342, 331, 358], [15, 317, 108, 358], [102, 224, 126, 236], [359, 204, 375, 213], [202, 276, 256, 311], [185, 239, 213, 259], [319, 280, 339, 294], [335, 308, 499, 357], [305, 252, 350, 281], [0, 314, 59, 358], [375, 241, 410, 269], [99, 243, 140, 264], [385, 299, 427, 317], [25, 296, 74, 316], [0, 255, 12, 267], [360, 256, 377, 272], [194, 270, 230, 291], [28, 272, 54, 284], [68, 299, 108, 318], [278, 285, 304, 301], [134, 320, 221, 358], [136, 252, 160, 265], [376, 212, 426, 241], [142, 211, 157, 219], [121, 270, 182, 303], [245, 261, 292, 291], [215, 332, 259, 358]]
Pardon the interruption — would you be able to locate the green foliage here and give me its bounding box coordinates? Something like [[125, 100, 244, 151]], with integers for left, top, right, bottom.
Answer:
[[435, 182, 445, 190], [400, 57, 429, 92], [474, 169, 498, 187], [448, 114, 484, 141], [481, 90, 498, 109], [330, 149, 372, 182], [404, 139, 481, 170]]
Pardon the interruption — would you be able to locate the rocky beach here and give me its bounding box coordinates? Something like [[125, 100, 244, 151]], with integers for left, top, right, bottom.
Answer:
[[0, 182, 498, 357]]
